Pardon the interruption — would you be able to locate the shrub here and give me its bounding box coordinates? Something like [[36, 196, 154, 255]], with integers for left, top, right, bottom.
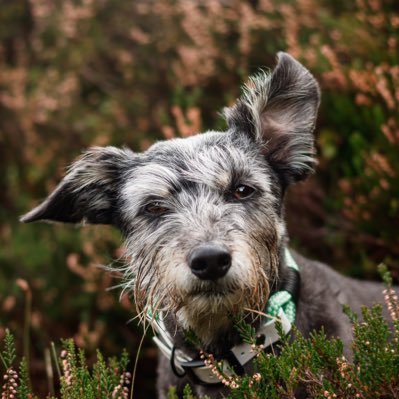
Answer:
[[1, 266, 398, 398], [0, 331, 131, 399], [170, 265, 399, 399]]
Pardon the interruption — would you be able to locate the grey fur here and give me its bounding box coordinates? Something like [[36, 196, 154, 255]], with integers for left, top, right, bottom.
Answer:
[[21, 53, 386, 398]]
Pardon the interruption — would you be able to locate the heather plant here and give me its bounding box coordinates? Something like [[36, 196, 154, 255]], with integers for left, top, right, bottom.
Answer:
[[168, 265, 399, 399], [0, 330, 131, 399], [2, 268, 397, 398], [188, 306, 398, 398]]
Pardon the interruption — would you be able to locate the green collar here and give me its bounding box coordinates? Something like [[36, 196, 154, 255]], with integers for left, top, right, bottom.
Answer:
[[266, 248, 300, 324]]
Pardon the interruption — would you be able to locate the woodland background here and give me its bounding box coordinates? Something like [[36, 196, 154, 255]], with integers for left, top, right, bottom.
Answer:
[[0, 0, 398, 396]]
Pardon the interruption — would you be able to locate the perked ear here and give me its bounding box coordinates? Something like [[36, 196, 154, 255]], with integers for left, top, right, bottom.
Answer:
[[20, 146, 135, 224], [225, 52, 320, 183]]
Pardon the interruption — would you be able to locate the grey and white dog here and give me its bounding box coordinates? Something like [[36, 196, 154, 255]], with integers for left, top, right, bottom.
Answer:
[[22, 53, 385, 398]]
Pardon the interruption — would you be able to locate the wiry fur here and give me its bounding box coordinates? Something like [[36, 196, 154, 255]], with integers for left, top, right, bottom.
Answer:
[[21, 53, 386, 399]]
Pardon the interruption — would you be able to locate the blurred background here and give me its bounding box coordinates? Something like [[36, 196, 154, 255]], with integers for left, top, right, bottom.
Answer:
[[0, 0, 398, 396]]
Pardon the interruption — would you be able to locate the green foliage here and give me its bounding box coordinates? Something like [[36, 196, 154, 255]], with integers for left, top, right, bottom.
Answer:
[[17, 358, 31, 399], [188, 306, 398, 398], [378, 263, 393, 287], [0, 337, 131, 399], [232, 316, 257, 345], [1, 270, 399, 398], [182, 385, 196, 399], [169, 267, 399, 398], [59, 340, 130, 399], [167, 385, 207, 399], [167, 386, 178, 399], [0, 330, 16, 370]]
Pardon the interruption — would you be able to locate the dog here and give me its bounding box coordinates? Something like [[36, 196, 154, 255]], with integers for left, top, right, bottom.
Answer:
[[21, 52, 386, 398]]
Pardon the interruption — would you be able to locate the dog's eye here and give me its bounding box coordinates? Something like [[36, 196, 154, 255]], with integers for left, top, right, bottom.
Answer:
[[233, 185, 255, 200], [145, 201, 169, 216]]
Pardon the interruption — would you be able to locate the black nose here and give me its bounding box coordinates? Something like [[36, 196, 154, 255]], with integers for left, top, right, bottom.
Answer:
[[189, 245, 232, 280]]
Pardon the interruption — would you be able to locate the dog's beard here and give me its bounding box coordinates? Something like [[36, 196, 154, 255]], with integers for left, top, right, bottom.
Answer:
[[180, 261, 273, 342], [174, 280, 271, 346], [130, 243, 279, 346]]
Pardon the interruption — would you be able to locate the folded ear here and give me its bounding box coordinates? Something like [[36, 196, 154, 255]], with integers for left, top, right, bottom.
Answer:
[[20, 146, 136, 224], [225, 52, 320, 183]]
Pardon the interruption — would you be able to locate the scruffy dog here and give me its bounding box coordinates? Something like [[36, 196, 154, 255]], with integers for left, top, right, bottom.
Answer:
[[22, 53, 385, 398]]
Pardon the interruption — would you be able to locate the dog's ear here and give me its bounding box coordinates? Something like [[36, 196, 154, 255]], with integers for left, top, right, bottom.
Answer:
[[20, 146, 135, 225], [225, 52, 320, 183]]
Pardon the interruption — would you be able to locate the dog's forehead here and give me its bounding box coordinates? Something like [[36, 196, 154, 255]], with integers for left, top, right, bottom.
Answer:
[[132, 131, 270, 190]]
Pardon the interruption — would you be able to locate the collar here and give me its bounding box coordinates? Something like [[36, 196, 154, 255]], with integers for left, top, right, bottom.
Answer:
[[147, 248, 300, 385]]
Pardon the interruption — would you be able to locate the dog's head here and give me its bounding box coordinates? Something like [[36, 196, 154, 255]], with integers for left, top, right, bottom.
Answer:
[[21, 53, 319, 343]]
